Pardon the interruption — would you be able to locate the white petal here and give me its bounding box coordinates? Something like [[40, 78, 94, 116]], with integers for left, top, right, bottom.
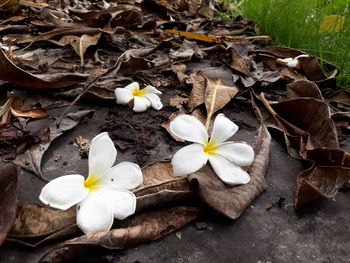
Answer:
[[76, 192, 114, 234], [145, 85, 162, 95], [39, 174, 88, 210], [277, 57, 293, 64], [145, 93, 163, 110], [172, 143, 208, 176], [88, 132, 117, 178], [216, 142, 254, 166], [287, 60, 299, 68], [210, 114, 238, 144], [295, 54, 309, 60], [209, 155, 251, 186], [170, 114, 208, 144], [97, 188, 136, 220], [124, 82, 140, 91], [133, 96, 151, 112], [115, 88, 133, 104], [99, 162, 143, 190]]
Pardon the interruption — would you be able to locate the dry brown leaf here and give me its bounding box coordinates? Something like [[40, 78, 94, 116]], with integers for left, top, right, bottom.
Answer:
[[0, 96, 48, 125], [205, 77, 238, 128], [279, 67, 305, 82], [134, 161, 190, 197], [0, 50, 88, 89], [171, 63, 187, 83], [51, 33, 101, 67], [169, 94, 189, 110], [328, 89, 350, 107], [188, 124, 271, 219], [285, 80, 323, 100], [0, 164, 19, 246], [11, 96, 48, 118], [295, 148, 350, 208], [7, 204, 77, 240], [39, 206, 204, 263], [187, 73, 206, 112], [230, 46, 252, 77], [331, 112, 350, 134], [271, 98, 339, 158]]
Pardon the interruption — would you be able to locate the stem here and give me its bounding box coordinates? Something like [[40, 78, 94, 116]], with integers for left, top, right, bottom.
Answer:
[[259, 92, 277, 117]]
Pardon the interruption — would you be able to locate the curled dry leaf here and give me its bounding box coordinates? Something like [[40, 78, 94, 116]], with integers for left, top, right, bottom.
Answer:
[[328, 89, 350, 108], [14, 110, 93, 180], [169, 94, 189, 110], [187, 75, 238, 116], [205, 77, 238, 128], [7, 204, 78, 247], [254, 89, 349, 208], [134, 162, 195, 211], [0, 163, 20, 246], [134, 162, 190, 197], [230, 46, 253, 77], [1, 96, 48, 125], [295, 148, 350, 208], [188, 124, 271, 219], [271, 98, 339, 158], [52, 33, 101, 67], [331, 112, 350, 134], [39, 206, 204, 263], [0, 50, 88, 89], [187, 73, 206, 112], [285, 80, 323, 100]]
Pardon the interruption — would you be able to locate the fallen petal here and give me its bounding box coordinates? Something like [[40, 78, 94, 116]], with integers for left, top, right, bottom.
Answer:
[[88, 132, 117, 179], [209, 155, 250, 186], [39, 174, 88, 210], [115, 88, 133, 104], [216, 142, 254, 166], [76, 192, 113, 234], [133, 96, 151, 112], [145, 85, 162, 95], [124, 82, 140, 91], [210, 114, 238, 144], [145, 93, 163, 110], [170, 114, 208, 144], [97, 188, 136, 220], [172, 144, 208, 176], [99, 162, 143, 190]]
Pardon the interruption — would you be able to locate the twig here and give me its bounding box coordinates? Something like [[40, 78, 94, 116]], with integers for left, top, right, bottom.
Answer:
[[259, 92, 277, 117]]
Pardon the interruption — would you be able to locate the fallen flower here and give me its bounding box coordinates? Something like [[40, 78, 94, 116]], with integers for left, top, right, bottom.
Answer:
[[0, 96, 48, 125], [170, 114, 254, 186], [115, 82, 163, 112], [276, 54, 310, 69], [39, 132, 143, 234]]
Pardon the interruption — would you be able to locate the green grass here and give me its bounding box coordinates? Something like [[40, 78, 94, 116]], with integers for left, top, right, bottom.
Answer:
[[217, 0, 350, 89]]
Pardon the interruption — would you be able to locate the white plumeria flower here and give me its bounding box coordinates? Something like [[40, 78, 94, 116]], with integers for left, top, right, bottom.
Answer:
[[170, 114, 255, 186], [39, 132, 143, 234], [115, 82, 163, 112], [276, 54, 310, 69]]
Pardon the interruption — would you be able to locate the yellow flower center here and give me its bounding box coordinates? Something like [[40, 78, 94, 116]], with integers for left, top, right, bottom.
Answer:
[[132, 88, 147, 97], [203, 140, 219, 156], [84, 174, 101, 192]]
